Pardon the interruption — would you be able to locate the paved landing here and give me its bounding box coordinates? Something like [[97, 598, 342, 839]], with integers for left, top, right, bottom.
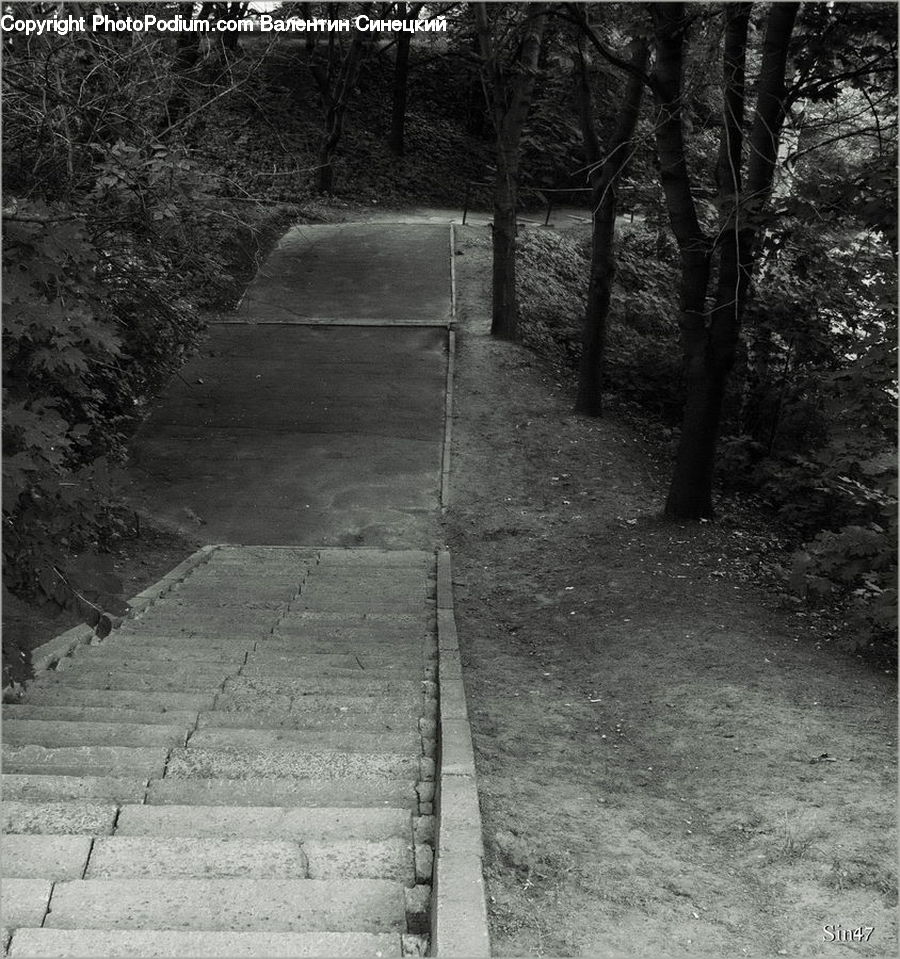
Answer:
[[120, 222, 452, 547], [230, 223, 452, 325]]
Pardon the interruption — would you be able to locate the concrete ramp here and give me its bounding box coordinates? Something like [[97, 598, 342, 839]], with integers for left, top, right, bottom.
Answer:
[[120, 220, 453, 547], [227, 223, 453, 326], [122, 326, 446, 547]]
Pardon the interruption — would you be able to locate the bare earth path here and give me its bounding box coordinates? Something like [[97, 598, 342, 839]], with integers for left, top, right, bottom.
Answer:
[[2, 222, 487, 957]]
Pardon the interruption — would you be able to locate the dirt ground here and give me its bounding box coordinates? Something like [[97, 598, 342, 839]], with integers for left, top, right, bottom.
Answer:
[[443, 225, 898, 958]]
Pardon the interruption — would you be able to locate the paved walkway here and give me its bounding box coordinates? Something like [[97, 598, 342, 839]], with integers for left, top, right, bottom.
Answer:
[[121, 222, 451, 547], [2, 223, 487, 957]]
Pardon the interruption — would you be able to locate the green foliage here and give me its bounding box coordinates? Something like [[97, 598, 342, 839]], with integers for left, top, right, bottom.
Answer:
[[606, 223, 682, 419], [792, 522, 897, 647], [516, 230, 587, 366], [1, 23, 276, 624]]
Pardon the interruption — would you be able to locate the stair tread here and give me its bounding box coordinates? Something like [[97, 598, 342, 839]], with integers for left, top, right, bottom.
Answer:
[[41, 878, 407, 933], [144, 776, 417, 808], [2, 720, 188, 749], [2, 706, 198, 726], [2, 775, 148, 804], [114, 804, 410, 841], [164, 745, 420, 780], [6, 928, 403, 957]]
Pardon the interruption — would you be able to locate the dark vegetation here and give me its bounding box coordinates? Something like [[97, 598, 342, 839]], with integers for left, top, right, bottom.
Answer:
[[2, 1, 896, 684]]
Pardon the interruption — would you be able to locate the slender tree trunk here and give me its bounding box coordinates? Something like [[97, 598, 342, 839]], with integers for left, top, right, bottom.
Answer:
[[662, 1, 798, 518], [464, 4, 487, 136], [311, 32, 365, 193], [575, 37, 649, 416], [475, 2, 547, 339], [163, 3, 201, 132], [388, 2, 415, 155]]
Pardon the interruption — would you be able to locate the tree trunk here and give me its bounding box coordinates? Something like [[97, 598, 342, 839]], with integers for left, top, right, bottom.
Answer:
[[575, 37, 649, 416], [662, 1, 798, 518], [388, 3, 414, 155], [162, 3, 201, 132], [475, 2, 547, 339], [492, 147, 519, 335], [317, 144, 335, 193], [311, 32, 365, 194], [745, 3, 801, 232]]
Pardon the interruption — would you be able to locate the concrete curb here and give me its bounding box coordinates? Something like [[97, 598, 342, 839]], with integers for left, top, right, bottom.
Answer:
[[212, 317, 451, 327], [5, 545, 221, 693], [440, 331, 456, 513], [449, 223, 457, 328], [440, 223, 457, 513], [431, 551, 490, 957]]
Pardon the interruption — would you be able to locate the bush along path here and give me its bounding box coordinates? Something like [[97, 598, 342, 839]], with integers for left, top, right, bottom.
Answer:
[[2, 221, 490, 957]]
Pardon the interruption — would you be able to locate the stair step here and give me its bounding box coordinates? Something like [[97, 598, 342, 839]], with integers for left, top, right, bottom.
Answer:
[[1, 879, 51, 928], [2, 705, 199, 727], [223, 676, 422, 697], [239, 653, 416, 681], [145, 776, 416, 808], [168, 587, 300, 604], [186, 727, 419, 754], [2, 745, 168, 779], [247, 636, 430, 665], [115, 804, 410, 842], [41, 878, 406, 932], [278, 613, 425, 628], [110, 629, 269, 645], [53, 659, 234, 678], [30, 672, 229, 693], [317, 548, 431, 566], [107, 633, 257, 652], [7, 929, 402, 957], [2, 720, 189, 749], [123, 614, 278, 631], [1, 836, 92, 880], [3, 802, 117, 836], [85, 837, 309, 879], [292, 600, 425, 613], [256, 637, 428, 655], [305, 839, 414, 883], [16, 689, 215, 711], [1, 775, 147, 804], [78, 836, 414, 883], [303, 569, 427, 583], [238, 663, 416, 680], [164, 746, 420, 781], [212, 691, 292, 711], [196, 705, 419, 731], [268, 624, 427, 639], [69, 646, 248, 665]]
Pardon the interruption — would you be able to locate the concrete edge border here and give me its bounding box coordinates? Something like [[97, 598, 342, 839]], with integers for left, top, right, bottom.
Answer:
[[3, 544, 221, 696], [431, 549, 490, 957], [449, 222, 457, 327], [210, 318, 452, 327], [440, 330, 456, 513]]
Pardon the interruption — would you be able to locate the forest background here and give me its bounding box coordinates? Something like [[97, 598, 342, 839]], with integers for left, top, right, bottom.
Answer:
[[2, 2, 896, 682]]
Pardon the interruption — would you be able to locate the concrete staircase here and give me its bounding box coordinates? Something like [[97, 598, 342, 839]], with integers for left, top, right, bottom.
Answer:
[[2, 546, 437, 957]]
